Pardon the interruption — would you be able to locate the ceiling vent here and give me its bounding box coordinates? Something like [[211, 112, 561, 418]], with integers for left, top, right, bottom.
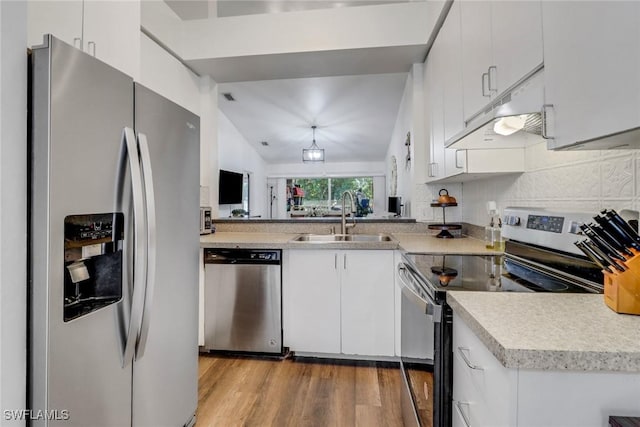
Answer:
[[222, 93, 235, 101]]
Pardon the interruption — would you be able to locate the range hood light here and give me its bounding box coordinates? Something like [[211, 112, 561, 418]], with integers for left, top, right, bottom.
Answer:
[[493, 115, 528, 136]]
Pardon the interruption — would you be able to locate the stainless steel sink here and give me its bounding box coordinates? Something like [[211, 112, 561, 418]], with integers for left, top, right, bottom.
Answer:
[[291, 233, 395, 243]]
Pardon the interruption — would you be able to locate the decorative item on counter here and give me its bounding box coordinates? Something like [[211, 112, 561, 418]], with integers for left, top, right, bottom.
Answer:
[[484, 201, 504, 250], [574, 209, 640, 315], [429, 189, 462, 238], [485, 218, 504, 250], [231, 209, 247, 217], [355, 188, 372, 217]]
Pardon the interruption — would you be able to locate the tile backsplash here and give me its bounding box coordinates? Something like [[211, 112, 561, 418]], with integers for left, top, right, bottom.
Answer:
[[420, 142, 638, 227]]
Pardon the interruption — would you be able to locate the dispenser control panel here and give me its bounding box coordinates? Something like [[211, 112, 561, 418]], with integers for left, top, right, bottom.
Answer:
[[65, 213, 123, 244], [63, 213, 124, 322]]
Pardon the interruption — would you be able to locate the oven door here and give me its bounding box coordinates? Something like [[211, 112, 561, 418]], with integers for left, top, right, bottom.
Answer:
[[397, 261, 439, 427]]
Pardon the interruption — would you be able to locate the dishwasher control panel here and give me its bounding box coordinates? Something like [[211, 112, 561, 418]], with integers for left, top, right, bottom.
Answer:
[[204, 249, 281, 264]]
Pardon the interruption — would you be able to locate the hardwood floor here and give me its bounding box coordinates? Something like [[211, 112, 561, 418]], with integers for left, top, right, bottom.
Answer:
[[406, 367, 433, 427], [197, 354, 410, 427]]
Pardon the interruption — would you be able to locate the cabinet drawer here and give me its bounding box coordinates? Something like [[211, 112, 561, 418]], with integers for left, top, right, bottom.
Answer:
[[453, 312, 517, 426]]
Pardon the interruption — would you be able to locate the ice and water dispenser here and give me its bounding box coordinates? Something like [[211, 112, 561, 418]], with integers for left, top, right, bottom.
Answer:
[[63, 213, 124, 321]]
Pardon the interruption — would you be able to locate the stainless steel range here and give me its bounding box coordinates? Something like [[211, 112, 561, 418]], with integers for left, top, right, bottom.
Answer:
[[397, 207, 606, 427]]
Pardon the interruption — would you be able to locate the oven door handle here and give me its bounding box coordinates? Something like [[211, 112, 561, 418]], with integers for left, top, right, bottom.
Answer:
[[397, 263, 442, 323]]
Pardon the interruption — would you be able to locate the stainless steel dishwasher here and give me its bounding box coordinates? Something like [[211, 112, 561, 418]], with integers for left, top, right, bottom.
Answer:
[[203, 249, 282, 354]]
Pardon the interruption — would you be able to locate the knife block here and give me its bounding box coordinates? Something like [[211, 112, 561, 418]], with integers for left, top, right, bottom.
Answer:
[[603, 252, 640, 315]]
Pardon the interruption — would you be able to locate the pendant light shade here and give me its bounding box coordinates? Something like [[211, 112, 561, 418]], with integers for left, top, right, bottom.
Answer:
[[302, 125, 325, 162]]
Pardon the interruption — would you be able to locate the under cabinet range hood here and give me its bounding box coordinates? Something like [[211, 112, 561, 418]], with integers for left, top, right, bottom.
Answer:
[[446, 68, 547, 150]]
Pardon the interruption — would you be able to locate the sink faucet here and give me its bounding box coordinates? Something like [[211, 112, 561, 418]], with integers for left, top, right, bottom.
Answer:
[[341, 191, 357, 235]]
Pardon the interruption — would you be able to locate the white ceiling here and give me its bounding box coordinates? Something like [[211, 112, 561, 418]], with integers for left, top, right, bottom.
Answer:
[[165, 0, 409, 20], [186, 45, 426, 83], [162, 0, 422, 166], [218, 73, 408, 164]]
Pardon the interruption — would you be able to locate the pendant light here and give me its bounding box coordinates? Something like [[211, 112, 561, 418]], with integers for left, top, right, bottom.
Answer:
[[302, 125, 325, 162]]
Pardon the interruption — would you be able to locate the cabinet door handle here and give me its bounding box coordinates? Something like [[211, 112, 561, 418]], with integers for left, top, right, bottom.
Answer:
[[481, 72, 490, 97], [428, 162, 438, 178], [343, 253, 347, 270], [73, 37, 82, 49], [541, 104, 555, 140], [488, 65, 498, 93], [87, 41, 96, 57], [457, 346, 484, 370], [334, 253, 337, 270], [455, 150, 465, 169], [454, 400, 472, 427]]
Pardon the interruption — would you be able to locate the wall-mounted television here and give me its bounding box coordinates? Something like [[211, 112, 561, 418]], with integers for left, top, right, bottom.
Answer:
[[218, 169, 244, 205]]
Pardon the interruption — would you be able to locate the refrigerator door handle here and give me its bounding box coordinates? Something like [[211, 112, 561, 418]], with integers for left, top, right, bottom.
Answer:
[[135, 133, 157, 360], [120, 127, 148, 368]]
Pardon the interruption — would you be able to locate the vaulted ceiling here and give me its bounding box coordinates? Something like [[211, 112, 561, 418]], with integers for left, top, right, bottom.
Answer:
[[161, 0, 427, 165]]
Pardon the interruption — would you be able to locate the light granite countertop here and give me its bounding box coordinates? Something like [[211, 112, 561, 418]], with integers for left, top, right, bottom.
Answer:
[[200, 231, 498, 254], [447, 292, 640, 372], [200, 232, 299, 249], [392, 232, 500, 255]]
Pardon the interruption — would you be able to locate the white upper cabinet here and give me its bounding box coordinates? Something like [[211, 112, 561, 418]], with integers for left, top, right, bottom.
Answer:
[[491, 1, 543, 96], [542, 1, 640, 150], [425, 1, 526, 183], [460, 1, 493, 121], [441, 1, 465, 143], [425, 25, 445, 182], [442, 148, 525, 183], [28, 0, 140, 78], [460, 1, 543, 123]]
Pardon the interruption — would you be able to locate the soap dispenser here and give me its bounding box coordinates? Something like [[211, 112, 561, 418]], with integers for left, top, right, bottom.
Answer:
[[485, 216, 496, 249], [484, 202, 505, 250], [485, 214, 504, 251]]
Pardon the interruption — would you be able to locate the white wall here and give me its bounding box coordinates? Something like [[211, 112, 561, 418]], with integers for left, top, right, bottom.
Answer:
[[140, 31, 220, 216], [140, 0, 183, 54], [181, 2, 430, 60], [218, 111, 268, 218], [266, 161, 385, 178], [460, 143, 640, 226], [200, 76, 218, 214], [386, 71, 414, 216], [140, 32, 201, 115], [0, 1, 27, 423]]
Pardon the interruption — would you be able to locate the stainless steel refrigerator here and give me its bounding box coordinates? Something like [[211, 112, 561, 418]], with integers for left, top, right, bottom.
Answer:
[[29, 35, 200, 427]]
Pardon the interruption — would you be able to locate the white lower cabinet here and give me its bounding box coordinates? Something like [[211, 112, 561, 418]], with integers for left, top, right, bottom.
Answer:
[[453, 312, 517, 427], [284, 249, 395, 357], [453, 312, 640, 427]]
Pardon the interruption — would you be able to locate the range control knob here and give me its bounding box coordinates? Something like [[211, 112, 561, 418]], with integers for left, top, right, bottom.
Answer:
[[568, 221, 584, 235], [505, 215, 521, 226]]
